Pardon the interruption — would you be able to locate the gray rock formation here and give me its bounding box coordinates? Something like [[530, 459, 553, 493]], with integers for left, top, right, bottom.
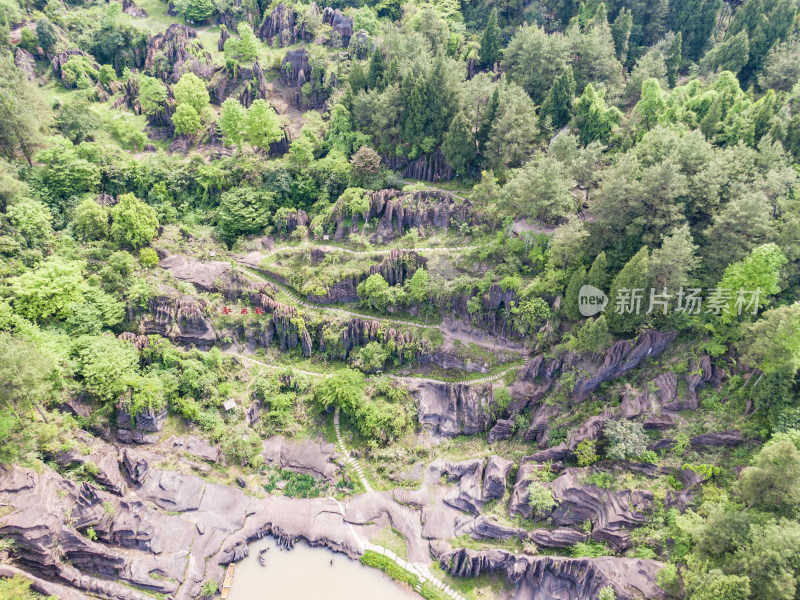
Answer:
[[410, 381, 492, 436], [262, 435, 340, 479], [440, 548, 669, 600], [482, 456, 512, 501]]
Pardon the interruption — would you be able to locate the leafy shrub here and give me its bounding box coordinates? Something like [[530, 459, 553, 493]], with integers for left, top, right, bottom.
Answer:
[[527, 480, 558, 518], [604, 419, 649, 460], [575, 439, 598, 466], [571, 540, 611, 557]]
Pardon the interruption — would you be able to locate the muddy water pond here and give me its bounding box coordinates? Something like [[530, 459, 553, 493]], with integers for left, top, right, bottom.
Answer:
[[226, 537, 420, 600]]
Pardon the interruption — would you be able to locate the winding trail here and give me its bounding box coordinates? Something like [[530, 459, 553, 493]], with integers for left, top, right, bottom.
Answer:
[[240, 263, 441, 330], [333, 407, 374, 493], [259, 243, 480, 257]]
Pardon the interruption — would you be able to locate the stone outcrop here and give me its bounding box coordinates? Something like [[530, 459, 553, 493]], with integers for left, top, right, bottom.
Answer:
[[410, 381, 493, 436], [144, 286, 217, 348], [513, 330, 677, 407], [306, 250, 425, 304], [523, 413, 611, 463], [166, 436, 221, 462], [0, 455, 372, 600], [509, 468, 653, 552], [440, 548, 669, 600], [15, 47, 36, 81], [116, 403, 168, 445], [488, 419, 514, 443], [482, 455, 512, 501], [258, 2, 300, 46], [327, 188, 472, 243], [50, 49, 99, 87], [145, 24, 212, 82], [321, 7, 353, 46], [454, 515, 526, 541], [262, 435, 340, 479], [384, 147, 456, 183], [280, 47, 330, 109]]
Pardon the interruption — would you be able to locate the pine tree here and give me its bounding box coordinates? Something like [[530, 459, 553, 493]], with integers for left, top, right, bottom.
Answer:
[[611, 8, 632, 63], [672, 0, 722, 61], [634, 78, 666, 132], [564, 267, 587, 321], [573, 84, 622, 146], [665, 31, 682, 87], [366, 48, 385, 91], [479, 8, 502, 69], [349, 60, 367, 93], [477, 87, 500, 154], [442, 113, 477, 176], [606, 246, 651, 334], [540, 66, 575, 131], [425, 54, 456, 144], [586, 251, 609, 291]]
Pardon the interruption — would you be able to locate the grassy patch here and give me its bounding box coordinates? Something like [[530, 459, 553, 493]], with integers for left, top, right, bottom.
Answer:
[[371, 526, 409, 560]]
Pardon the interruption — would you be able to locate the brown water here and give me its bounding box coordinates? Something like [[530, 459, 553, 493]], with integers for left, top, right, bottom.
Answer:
[[226, 537, 419, 600]]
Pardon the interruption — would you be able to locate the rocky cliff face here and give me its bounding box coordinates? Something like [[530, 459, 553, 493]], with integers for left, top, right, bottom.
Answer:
[[307, 249, 425, 304], [383, 147, 456, 183], [512, 330, 678, 408], [144, 24, 212, 83], [438, 547, 669, 600], [409, 381, 494, 436], [144, 286, 217, 348], [327, 188, 473, 242]]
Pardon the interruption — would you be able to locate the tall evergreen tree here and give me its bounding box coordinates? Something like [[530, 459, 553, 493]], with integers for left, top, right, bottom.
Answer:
[[442, 112, 477, 176], [611, 8, 632, 63], [366, 48, 385, 91], [672, 0, 722, 61], [479, 8, 502, 69], [606, 246, 651, 334], [349, 60, 367, 93], [665, 31, 682, 87], [477, 87, 500, 154], [540, 66, 576, 131], [586, 251, 609, 290]]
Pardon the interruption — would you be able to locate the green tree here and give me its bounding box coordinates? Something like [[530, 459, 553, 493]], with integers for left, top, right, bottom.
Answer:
[[738, 302, 800, 375], [218, 98, 247, 147], [0, 54, 47, 165], [672, 0, 722, 61], [564, 267, 586, 320], [606, 247, 650, 334], [36, 17, 57, 51], [357, 273, 391, 310], [716, 243, 787, 322], [586, 251, 609, 290], [574, 315, 612, 354], [604, 419, 648, 460], [10, 256, 85, 323], [689, 572, 750, 600], [539, 66, 575, 131], [184, 0, 215, 23], [244, 99, 282, 150], [501, 155, 574, 223], [735, 439, 800, 513], [72, 198, 110, 241], [407, 267, 429, 303], [110, 192, 159, 249], [313, 368, 365, 412], [138, 75, 168, 116], [665, 31, 682, 87], [71, 334, 139, 403], [704, 30, 750, 75], [366, 48, 385, 91], [527, 480, 558, 518], [649, 224, 698, 289], [224, 22, 258, 63], [172, 103, 202, 136], [216, 187, 275, 245], [442, 112, 476, 176], [610, 8, 632, 62], [476, 86, 499, 155], [173, 72, 210, 114], [573, 84, 622, 146], [479, 8, 501, 69], [56, 97, 99, 144], [634, 78, 666, 132], [349, 60, 367, 93]]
